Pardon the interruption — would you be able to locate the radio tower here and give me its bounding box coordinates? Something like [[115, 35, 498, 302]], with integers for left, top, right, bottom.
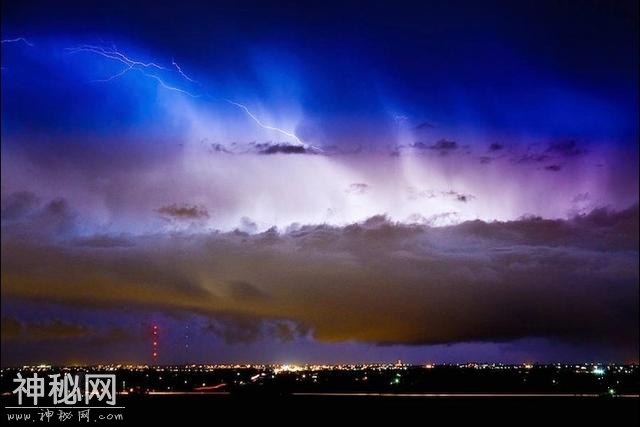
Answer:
[[184, 324, 190, 363], [152, 324, 159, 365]]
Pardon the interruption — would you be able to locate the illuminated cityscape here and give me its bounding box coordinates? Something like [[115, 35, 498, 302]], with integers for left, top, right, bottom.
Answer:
[[2, 363, 638, 396]]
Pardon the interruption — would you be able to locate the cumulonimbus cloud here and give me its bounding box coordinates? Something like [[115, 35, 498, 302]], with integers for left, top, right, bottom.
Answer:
[[2, 196, 637, 353]]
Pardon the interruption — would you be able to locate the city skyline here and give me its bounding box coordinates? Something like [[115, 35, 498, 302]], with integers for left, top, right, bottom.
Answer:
[[1, 0, 638, 366]]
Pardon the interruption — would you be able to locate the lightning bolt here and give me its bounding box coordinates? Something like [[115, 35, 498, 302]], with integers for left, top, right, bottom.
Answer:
[[172, 58, 197, 83], [91, 66, 132, 82], [1, 37, 34, 47], [66, 44, 200, 97], [1, 37, 34, 70], [225, 100, 303, 145], [67, 43, 310, 147], [137, 69, 201, 97], [66, 44, 167, 71]]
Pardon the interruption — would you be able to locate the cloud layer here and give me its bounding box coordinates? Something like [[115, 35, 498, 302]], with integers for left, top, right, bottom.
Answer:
[[2, 137, 636, 234], [2, 194, 637, 357]]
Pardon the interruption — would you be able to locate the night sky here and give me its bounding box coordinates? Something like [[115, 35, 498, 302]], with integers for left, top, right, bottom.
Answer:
[[1, 0, 638, 366]]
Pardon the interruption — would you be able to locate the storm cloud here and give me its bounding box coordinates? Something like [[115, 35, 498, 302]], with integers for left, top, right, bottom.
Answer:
[[2, 199, 637, 355], [157, 203, 209, 220]]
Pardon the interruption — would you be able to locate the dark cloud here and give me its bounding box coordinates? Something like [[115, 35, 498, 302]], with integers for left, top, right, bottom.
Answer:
[[443, 190, 475, 202], [546, 140, 585, 157], [2, 199, 637, 355], [197, 141, 322, 155], [457, 205, 638, 250], [256, 143, 312, 155], [432, 139, 458, 150], [413, 139, 458, 154], [208, 142, 232, 154], [157, 203, 209, 220], [513, 153, 551, 164], [489, 143, 504, 152], [512, 141, 586, 166], [431, 139, 458, 151]]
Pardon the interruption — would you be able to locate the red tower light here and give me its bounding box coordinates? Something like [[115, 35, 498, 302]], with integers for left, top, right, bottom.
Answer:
[[152, 324, 159, 364]]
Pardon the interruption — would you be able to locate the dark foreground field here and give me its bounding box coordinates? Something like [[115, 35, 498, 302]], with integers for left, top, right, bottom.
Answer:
[[6, 394, 637, 425], [130, 394, 640, 425]]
